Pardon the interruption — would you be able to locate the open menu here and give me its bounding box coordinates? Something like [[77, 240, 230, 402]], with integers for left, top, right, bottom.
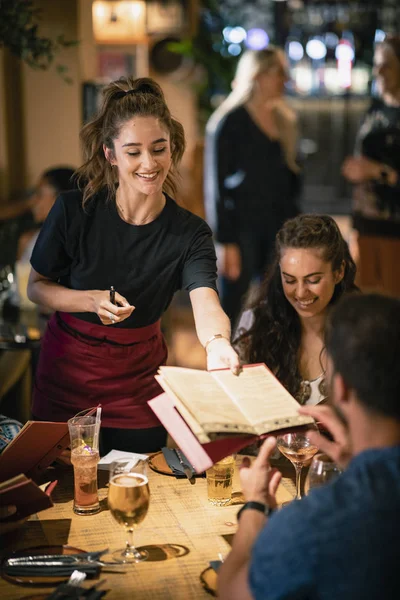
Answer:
[[149, 364, 314, 472], [0, 421, 69, 483]]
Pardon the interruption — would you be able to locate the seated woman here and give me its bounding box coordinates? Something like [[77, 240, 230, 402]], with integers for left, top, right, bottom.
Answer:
[[234, 214, 358, 405]]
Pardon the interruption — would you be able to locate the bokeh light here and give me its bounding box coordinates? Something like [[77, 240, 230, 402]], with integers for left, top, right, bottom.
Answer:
[[245, 28, 269, 50], [288, 41, 304, 61], [306, 38, 327, 60], [335, 42, 355, 62], [228, 43, 242, 56]]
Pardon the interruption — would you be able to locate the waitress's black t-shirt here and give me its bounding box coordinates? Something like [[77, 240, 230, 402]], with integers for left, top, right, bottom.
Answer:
[[30, 190, 218, 328]]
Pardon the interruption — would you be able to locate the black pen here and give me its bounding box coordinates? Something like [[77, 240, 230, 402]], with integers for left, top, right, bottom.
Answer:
[[110, 286, 116, 305]]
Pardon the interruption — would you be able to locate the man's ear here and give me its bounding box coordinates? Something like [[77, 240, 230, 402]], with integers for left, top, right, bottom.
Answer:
[[332, 371, 350, 408], [103, 145, 114, 165]]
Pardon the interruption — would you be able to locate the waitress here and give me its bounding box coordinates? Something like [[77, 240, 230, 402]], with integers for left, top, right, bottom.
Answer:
[[27, 77, 240, 454]]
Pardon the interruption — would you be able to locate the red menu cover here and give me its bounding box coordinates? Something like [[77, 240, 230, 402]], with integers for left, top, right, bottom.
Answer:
[[0, 475, 57, 519]]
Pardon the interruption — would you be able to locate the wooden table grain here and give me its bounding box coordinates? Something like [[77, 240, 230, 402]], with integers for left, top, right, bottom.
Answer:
[[0, 456, 296, 599]]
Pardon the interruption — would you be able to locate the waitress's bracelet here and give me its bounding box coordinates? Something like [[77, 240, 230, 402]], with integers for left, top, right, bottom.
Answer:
[[204, 334, 229, 353]]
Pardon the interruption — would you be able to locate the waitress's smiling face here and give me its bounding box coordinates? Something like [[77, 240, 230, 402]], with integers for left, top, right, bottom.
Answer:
[[280, 247, 344, 319], [106, 116, 172, 197]]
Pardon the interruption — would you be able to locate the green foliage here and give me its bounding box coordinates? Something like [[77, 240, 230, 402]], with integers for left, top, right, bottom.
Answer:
[[170, 0, 238, 129], [0, 0, 79, 83]]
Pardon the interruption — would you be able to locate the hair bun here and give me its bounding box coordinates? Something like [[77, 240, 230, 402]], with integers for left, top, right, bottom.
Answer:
[[137, 82, 161, 96], [132, 78, 164, 100]]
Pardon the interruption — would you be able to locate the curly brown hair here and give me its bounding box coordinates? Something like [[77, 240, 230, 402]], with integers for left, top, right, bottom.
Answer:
[[76, 77, 186, 206], [234, 214, 359, 397]]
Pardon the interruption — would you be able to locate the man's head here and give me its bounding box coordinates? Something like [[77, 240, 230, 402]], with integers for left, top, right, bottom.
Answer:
[[32, 167, 76, 223], [325, 294, 400, 424]]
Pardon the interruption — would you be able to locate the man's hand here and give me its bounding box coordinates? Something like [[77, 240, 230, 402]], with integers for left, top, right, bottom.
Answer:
[[299, 405, 352, 470], [239, 437, 282, 510]]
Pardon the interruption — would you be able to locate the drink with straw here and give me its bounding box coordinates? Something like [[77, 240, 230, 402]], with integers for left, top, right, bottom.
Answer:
[[68, 408, 101, 515]]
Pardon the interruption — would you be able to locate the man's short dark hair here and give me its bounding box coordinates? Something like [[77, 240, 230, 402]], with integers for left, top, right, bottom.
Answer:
[[326, 294, 400, 420], [42, 167, 77, 194]]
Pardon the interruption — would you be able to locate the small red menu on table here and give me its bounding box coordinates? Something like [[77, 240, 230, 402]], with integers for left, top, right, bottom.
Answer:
[[0, 421, 69, 519]]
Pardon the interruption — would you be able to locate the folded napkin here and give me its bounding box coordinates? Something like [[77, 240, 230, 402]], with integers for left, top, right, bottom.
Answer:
[[98, 449, 147, 471], [161, 448, 199, 479]]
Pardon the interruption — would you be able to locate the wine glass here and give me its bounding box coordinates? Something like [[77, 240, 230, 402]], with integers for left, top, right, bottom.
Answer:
[[304, 453, 342, 495], [108, 459, 150, 563], [276, 432, 319, 501]]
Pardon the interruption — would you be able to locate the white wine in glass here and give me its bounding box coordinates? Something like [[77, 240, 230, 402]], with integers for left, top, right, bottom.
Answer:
[[108, 459, 150, 563], [277, 432, 319, 500]]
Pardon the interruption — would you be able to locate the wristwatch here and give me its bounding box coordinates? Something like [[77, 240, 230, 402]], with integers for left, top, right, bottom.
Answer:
[[237, 501, 274, 521]]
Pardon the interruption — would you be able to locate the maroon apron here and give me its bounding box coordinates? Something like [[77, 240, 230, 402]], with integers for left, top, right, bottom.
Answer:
[[32, 312, 167, 428]]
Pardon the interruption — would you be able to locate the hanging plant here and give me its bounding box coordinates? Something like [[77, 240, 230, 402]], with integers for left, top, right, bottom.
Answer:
[[168, 0, 238, 129], [0, 0, 79, 83]]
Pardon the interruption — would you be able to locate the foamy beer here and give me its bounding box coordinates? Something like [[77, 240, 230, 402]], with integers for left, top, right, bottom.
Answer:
[[206, 455, 235, 506]]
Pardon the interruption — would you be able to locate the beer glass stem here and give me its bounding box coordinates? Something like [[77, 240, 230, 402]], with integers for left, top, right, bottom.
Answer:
[[124, 528, 141, 560], [294, 464, 303, 500]]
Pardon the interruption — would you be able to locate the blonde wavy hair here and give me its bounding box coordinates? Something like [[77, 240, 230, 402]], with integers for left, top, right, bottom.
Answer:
[[76, 77, 186, 206], [207, 47, 286, 130]]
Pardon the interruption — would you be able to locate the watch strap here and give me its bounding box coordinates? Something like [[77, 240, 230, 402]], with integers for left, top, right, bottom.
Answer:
[[237, 501, 274, 521]]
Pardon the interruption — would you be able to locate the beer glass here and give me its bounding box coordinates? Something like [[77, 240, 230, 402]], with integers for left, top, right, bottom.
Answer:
[[108, 459, 150, 563], [206, 455, 235, 506]]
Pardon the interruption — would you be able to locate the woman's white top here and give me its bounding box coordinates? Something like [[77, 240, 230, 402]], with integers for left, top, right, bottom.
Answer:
[[234, 309, 326, 406]]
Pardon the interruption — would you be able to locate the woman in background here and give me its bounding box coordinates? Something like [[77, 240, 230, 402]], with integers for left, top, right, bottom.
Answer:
[[342, 35, 400, 296], [0, 167, 76, 411], [27, 77, 239, 455], [234, 215, 358, 406], [205, 47, 301, 327]]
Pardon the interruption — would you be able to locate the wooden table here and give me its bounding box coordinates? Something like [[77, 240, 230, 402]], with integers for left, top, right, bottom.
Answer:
[[0, 457, 296, 599]]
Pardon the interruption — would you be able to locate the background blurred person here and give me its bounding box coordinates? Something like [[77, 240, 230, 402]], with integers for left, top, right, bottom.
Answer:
[[0, 167, 76, 273], [204, 47, 301, 327], [15, 167, 77, 308], [342, 35, 400, 296], [219, 293, 400, 600], [0, 167, 77, 418], [27, 77, 239, 455], [234, 215, 358, 405], [17, 167, 77, 261]]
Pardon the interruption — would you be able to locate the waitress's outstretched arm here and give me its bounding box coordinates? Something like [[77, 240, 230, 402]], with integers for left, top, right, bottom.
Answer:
[[190, 287, 241, 375]]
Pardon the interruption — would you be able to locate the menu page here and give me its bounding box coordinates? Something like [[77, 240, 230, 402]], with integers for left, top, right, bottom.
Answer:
[[212, 364, 314, 433], [157, 367, 256, 435]]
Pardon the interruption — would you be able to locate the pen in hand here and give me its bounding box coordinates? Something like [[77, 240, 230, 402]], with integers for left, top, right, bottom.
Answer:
[[110, 286, 116, 305]]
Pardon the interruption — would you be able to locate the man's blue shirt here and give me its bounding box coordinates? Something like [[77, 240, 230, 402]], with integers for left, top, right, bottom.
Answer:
[[249, 445, 400, 600]]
